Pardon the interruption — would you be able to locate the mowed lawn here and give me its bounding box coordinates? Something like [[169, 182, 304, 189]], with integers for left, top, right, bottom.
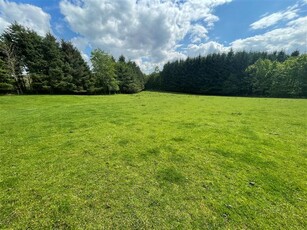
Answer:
[[0, 92, 306, 229]]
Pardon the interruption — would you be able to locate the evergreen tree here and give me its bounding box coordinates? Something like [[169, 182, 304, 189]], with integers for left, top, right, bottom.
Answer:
[[150, 50, 304, 97], [0, 50, 14, 93], [291, 50, 300, 57], [0, 23, 146, 95], [41, 33, 66, 93], [60, 40, 92, 93], [146, 66, 161, 90], [116, 56, 145, 93]]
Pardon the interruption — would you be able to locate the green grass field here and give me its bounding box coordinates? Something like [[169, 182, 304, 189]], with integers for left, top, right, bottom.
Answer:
[[0, 92, 306, 229]]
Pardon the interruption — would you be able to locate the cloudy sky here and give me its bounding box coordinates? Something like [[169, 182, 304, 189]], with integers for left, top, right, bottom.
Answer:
[[0, 0, 306, 73]]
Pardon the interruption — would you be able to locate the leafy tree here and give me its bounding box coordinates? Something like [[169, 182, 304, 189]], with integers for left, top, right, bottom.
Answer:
[[296, 55, 307, 97], [91, 49, 119, 94], [270, 55, 307, 97], [246, 59, 274, 96], [246, 55, 307, 97]]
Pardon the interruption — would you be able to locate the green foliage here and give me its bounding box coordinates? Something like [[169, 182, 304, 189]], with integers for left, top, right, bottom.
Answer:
[[0, 55, 13, 93], [247, 55, 307, 97], [116, 58, 145, 93], [155, 51, 270, 95], [246, 59, 276, 96], [146, 66, 161, 90], [61, 40, 93, 93], [149, 50, 306, 98], [291, 50, 300, 57], [0, 22, 145, 95], [1, 22, 304, 98], [0, 82, 14, 93], [30, 73, 50, 93], [91, 49, 119, 94], [0, 92, 306, 228], [89, 51, 145, 94], [41, 33, 66, 93], [0, 23, 25, 94], [0, 23, 99, 95]]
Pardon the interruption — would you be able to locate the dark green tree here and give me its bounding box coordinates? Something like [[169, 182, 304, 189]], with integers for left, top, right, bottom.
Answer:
[[60, 40, 92, 93], [152, 50, 301, 97], [145, 66, 161, 90], [40, 33, 66, 93], [116, 56, 145, 93], [0, 49, 14, 93], [291, 50, 300, 57]]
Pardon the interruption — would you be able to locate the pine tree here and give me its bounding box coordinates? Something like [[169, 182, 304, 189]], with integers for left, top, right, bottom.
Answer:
[[61, 40, 92, 93], [41, 33, 65, 93], [0, 50, 14, 93]]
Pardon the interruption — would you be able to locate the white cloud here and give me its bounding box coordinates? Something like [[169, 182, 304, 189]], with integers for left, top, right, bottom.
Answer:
[[71, 36, 90, 51], [60, 0, 232, 73], [188, 24, 209, 43], [236, 1, 307, 54], [0, 16, 10, 33], [0, 0, 51, 36], [232, 16, 307, 53], [184, 41, 229, 56], [250, 7, 299, 30]]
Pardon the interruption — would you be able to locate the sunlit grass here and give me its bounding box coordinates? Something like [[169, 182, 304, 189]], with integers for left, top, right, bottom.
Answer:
[[0, 92, 306, 229]]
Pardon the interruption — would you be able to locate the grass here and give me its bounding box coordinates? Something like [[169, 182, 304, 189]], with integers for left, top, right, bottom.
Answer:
[[0, 91, 306, 229]]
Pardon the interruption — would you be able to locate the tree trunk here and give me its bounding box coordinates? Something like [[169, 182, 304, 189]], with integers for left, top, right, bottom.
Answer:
[[1, 43, 23, 94]]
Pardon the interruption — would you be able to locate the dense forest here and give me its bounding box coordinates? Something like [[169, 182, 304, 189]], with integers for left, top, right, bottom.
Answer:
[[0, 23, 145, 95], [1, 23, 306, 98], [146, 50, 307, 98]]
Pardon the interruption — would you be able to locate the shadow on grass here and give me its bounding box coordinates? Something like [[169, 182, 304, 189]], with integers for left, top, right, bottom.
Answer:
[[156, 167, 186, 184]]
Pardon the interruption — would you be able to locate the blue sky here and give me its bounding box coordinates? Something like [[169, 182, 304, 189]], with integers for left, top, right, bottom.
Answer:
[[213, 0, 297, 43], [0, 0, 306, 72]]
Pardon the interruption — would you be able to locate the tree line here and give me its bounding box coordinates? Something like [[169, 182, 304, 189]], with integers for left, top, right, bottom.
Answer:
[[146, 50, 306, 98], [1, 23, 306, 98], [0, 23, 145, 95]]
